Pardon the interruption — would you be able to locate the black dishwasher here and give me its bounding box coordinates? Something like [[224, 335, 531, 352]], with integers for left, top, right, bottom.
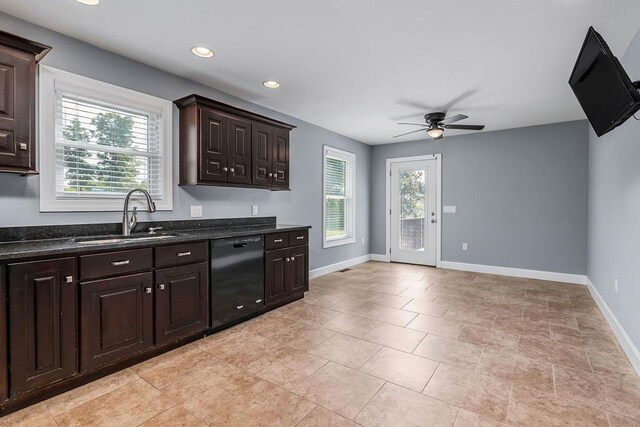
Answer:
[[211, 235, 264, 328]]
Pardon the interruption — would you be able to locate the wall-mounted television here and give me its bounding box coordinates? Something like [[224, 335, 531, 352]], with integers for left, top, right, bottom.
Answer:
[[569, 26, 640, 137]]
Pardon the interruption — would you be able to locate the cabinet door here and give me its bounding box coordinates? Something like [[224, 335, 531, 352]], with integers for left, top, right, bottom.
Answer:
[[80, 272, 153, 372], [155, 262, 209, 345], [272, 128, 290, 188], [252, 123, 273, 186], [227, 117, 252, 185], [0, 46, 35, 172], [199, 107, 228, 183], [264, 248, 290, 305], [290, 245, 309, 295], [8, 258, 76, 396]]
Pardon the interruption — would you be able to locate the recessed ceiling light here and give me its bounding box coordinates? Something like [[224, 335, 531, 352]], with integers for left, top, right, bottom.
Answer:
[[191, 46, 214, 58], [75, 0, 100, 5], [263, 80, 281, 89]]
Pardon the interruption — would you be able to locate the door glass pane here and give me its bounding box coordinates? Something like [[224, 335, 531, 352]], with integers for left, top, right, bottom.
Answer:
[[399, 169, 426, 251]]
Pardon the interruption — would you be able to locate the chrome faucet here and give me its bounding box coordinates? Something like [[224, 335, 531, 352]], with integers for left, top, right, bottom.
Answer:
[[122, 188, 156, 236]]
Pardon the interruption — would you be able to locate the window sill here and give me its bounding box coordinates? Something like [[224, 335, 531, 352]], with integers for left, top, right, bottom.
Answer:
[[323, 237, 356, 249]]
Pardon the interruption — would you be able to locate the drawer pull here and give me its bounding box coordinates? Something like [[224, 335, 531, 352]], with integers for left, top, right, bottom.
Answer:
[[144, 287, 152, 294], [110, 260, 130, 266], [158, 284, 165, 290], [176, 251, 191, 257], [65, 275, 73, 284], [296, 236, 304, 240], [237, 305, 244, 310], [274, 239, 283, 243]]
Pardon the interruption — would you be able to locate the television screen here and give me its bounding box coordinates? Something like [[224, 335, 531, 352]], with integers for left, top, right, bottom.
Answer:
[[569, 27, 640, 137]]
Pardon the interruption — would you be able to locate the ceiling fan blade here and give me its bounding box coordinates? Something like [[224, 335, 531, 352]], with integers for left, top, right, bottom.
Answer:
[[393, 128, 428, 138], [440, 114, 468, 125], [444, 124, 485, 131], [397, 122, 428, 126]]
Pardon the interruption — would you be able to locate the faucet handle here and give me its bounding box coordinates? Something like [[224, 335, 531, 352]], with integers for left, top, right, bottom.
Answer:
[[148, 227, 163, 235]]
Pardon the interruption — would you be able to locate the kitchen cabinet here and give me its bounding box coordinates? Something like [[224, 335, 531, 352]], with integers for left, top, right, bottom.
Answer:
[[7, 258, 76, 396], [0, 31, 50, 175], [155, 262, 209, 345], [175, 94, 294, 190], [80, 272, 154, 372], [264, 230, 309, 305]]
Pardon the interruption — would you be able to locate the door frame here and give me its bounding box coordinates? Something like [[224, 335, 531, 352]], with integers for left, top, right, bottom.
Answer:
[[385, 154, 442, 267]]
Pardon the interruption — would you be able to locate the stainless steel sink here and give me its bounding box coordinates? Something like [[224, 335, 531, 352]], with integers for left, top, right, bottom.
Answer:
[[74, 234, 178, 245]]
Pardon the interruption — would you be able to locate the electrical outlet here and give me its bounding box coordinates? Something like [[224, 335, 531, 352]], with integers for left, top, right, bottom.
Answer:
[[361, 237, 365, 245], [462, 243, 468, 251], [614, 278, 618, 293], [190, 205, 203, 218], [252, 205, 258, 216]]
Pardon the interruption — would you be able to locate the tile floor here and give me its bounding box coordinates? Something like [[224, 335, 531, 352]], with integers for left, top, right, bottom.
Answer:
[[2, 262, 639, 426]]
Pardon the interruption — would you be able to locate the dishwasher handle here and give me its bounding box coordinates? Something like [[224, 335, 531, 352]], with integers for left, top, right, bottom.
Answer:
[[233, 243, 248, 249]]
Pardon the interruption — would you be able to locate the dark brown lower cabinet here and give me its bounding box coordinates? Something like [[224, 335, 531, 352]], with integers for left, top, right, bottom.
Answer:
[[265, 244, 309, 306], [7, 258, 76, 397], [155, 262, 209, 345], [80, 272, 154, 372]]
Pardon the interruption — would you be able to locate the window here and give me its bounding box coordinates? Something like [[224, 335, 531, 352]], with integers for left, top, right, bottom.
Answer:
[[323, 145, 356, 248], [39, 66, 173, 211]]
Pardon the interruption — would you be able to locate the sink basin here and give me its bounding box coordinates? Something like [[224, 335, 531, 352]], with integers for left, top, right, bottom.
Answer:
[[74, 234, 178, 245]]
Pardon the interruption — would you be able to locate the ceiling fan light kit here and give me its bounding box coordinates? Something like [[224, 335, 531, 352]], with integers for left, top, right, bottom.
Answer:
[[394, 111, 485, 140]]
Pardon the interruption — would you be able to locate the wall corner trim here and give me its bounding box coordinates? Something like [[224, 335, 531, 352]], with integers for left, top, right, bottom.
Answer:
[[439, 261, 587, 285], [586, 277, 640, 377], [309, 254, 372, 279]]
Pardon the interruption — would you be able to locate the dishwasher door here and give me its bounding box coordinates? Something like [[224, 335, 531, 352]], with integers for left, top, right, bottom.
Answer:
[[211, 235, 264, 328]]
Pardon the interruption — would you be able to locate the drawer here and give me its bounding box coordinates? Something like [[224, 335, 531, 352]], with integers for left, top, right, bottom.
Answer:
[[79, 248, 153, 281], [264, 232, 289, 250], [288, 230, 308, 246], [155, 241, 208, 268]]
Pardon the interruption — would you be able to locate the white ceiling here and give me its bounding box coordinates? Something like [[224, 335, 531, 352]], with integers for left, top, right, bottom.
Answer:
[[2, 0, 640, 145]]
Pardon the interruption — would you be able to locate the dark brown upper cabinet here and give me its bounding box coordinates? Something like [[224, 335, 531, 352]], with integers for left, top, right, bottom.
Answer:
[[175, 94, 294, 190], [0, 31, 51, 175]]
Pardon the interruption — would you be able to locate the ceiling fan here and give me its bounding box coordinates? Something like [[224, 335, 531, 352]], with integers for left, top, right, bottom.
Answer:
[[393, 112, 485, 140]]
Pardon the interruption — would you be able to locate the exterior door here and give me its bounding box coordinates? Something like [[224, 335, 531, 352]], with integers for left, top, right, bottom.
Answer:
[[390, 160, 437, 265], [8, 258, 77, 396]]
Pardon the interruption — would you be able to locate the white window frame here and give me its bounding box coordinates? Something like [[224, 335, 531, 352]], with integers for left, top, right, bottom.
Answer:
[[38, 66, 173, 212], [323, 145, 356, 248]]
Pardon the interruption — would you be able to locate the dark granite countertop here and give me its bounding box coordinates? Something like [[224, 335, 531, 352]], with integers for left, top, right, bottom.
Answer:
[[0, 219, 310, 262]]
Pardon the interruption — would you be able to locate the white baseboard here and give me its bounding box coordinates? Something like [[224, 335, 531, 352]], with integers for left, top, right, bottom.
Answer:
[[439, 261, 587, 285], [587, 278, 640, 376], [309, 254, 372, 279], [370, 254, 390, 262]]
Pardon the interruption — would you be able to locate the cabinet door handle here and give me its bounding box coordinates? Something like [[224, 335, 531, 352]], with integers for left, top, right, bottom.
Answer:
[[286, 257, 290, 262], [176, 251, 191, 257], [144, 287, 152, 294], [274, 239, 283, 243], [230, 168, 235, 173], [256, 299, 262, 303], [158, 284, 165, 290], [110, 260, 130, 266], [237, 305, 244, 310], [223, 167, 228, 172], [65, 275, 73, 284], [19, 143, 28, 150], [296, 236, 304, 240], [291, 256, 295, 261], [268, 172, 273, 177]]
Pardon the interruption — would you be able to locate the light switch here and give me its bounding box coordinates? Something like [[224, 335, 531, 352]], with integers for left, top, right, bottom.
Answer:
[[462, 243, 468, 251], [252, 205, 258, 216], [190, 205, 203, 218], [443, 206, 457, 213]]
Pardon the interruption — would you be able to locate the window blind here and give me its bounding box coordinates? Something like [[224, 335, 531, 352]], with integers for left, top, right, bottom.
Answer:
[[54, 92, 164, 199], [324, 148, 355, 243]]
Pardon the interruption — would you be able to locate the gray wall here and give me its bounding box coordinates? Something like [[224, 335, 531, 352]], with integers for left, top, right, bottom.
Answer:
[[588, 28, 640, 348], [371, 121, 589, 275], [0, 13, 371, 270]]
